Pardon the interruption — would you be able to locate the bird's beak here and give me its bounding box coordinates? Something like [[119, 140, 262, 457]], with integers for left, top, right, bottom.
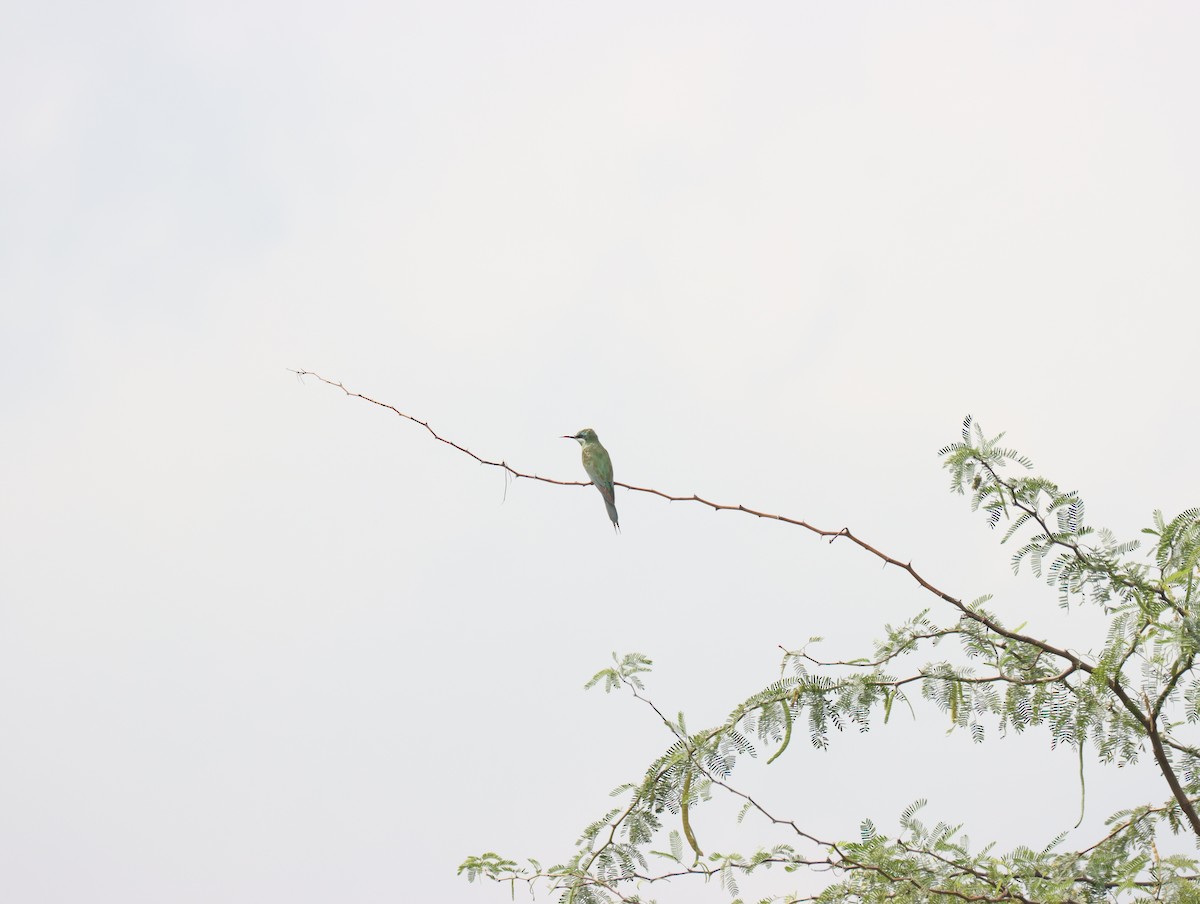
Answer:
[[561, 434, 575, 439]]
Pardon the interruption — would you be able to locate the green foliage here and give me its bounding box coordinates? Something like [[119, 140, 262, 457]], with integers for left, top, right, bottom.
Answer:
[[587, 653, 654, 693], [461, 419, 1200, 903]]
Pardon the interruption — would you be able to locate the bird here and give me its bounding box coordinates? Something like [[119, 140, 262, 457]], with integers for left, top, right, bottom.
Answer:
[[563, 427, 619, 532]]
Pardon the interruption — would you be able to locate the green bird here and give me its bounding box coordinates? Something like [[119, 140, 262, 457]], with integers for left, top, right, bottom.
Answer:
[[563, 427, 619, 532]]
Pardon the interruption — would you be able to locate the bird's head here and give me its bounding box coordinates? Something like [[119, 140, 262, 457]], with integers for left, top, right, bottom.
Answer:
[[562, 427, 599, 445]]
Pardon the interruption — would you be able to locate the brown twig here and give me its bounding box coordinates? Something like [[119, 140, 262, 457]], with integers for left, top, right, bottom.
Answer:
[[291, 369, 589, 488]]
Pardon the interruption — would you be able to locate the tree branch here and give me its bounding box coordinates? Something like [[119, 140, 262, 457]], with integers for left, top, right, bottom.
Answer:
[[293, 370, 1088, 676]]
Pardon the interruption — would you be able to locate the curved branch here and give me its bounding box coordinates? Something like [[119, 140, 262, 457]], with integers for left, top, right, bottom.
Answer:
[[796, 629, 966, 669], [292, 369, 590, 488], [292, 370, 1089, 674]]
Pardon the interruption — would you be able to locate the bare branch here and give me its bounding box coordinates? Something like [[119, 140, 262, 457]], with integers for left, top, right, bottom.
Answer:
[[291, 369, 589, 487], [293, 370, 1093, 680]]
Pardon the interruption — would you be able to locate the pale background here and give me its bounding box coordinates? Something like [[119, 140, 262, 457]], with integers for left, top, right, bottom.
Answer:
[[3, 2, 1198, 901]]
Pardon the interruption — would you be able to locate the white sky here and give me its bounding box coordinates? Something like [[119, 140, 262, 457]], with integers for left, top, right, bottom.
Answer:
[[3, 2, 1199, 901]]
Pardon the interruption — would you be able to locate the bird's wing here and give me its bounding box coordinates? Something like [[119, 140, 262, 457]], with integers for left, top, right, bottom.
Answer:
[[583, 448, 614, 495]]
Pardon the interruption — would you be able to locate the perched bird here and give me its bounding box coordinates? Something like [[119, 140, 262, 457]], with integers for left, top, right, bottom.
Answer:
[[563, 427, 619, 532]]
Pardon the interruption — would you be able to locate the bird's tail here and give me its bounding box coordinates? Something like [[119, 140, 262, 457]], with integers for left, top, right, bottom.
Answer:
[[605, 498, 620, 534], [595, 481, 620, 534]]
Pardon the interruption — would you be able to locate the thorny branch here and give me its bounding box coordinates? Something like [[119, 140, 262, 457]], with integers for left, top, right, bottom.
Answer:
[[289, 373, 1107, 658], [292, 369, 1097, 680]]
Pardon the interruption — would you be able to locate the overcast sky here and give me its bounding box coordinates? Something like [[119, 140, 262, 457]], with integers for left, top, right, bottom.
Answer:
[[3, 3, 1199, 902]]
